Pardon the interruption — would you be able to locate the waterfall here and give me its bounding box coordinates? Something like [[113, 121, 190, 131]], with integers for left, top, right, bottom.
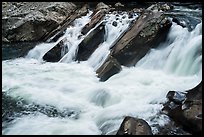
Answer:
[[87, 12, 138, 70], [26, 10, 93, 62], [136, 22, 202, 77], [2, 6, 202, 135]]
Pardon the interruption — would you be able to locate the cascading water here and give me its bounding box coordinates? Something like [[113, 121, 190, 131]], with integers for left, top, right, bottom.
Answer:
[[87, 12, 138, 70], [136, 21, 202, 77], [26, 10, 93, 62], [2, 7, 202, 135]]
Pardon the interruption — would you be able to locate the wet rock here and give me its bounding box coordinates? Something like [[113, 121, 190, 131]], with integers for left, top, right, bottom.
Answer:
[[112, 21, 117, 27], [162, 81, 202, 135], [81, 2, 110, 35], [155, 118, 191, 135], [166, 91, 186, 104], [44, 4, 89, 42], [43, 37, 70, 62], [172, 17, 187, 28], [110, 10, 172, 67], [76, 22, 106, 61], [2, 2, 77, 42], [96, 55, 122, 82], [116, 116, 153, 135]]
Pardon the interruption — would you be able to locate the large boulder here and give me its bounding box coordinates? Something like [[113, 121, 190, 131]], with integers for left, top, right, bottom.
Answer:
[[2, 2, 77, 42], [76, 22, 106, 61], [162, 81, 202, 135], [43, 37, 70, 62], [110, 10, 172, 67], [81, 2, 110, 35], [116, 116, 153, 135], [96, 55, 122, 82]]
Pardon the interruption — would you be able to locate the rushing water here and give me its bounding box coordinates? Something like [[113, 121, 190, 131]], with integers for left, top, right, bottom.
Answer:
[[2, 8, 202, 135]]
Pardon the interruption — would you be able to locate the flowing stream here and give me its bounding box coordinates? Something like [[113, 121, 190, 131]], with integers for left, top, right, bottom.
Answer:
[[2, 7, 202, 135]]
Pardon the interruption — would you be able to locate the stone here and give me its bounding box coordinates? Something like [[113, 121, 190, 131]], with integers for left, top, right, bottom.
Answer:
[[76, 22, 106, 61], [2, 2, 77, 42], [110, 10, 172, 67], [96, 55, 122, 82], [166, 91, 186, 104], [112, 21, 117, 27], [44, 4, 89, 42], [116, 116, 153, 135], [81, 2, 110, 35], [43, 37, 70, 62], [162, 81, 202, 135]]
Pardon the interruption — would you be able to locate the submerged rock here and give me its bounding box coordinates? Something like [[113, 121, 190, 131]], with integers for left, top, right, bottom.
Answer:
[[76, 22, 106, 61], [116, 116, 153, 135], [2, 2, 77, 42], [162, 81, 202, 135], [110, 10, 172, 67], [96, 55, 122, 82]]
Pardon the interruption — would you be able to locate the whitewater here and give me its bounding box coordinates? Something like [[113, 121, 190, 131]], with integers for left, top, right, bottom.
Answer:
[[2, 10, 202, 135]]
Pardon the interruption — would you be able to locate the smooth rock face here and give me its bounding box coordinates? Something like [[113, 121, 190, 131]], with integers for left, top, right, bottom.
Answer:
[[116, 116, 153, 135], [110, 10, 172, 67], [96, 55, 122, 82], [76, 22, 106, 61], [2, 2, 77, 42], [162, 81, 202, 135]]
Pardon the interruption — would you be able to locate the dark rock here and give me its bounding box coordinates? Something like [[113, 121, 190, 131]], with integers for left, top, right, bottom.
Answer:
[[96, 55, 122, 82], [166, 91, 186, 104], [110, 10, 172, 67], [162, 81, 202, 135], [81, 2, 110, 35], [76, 22, 106, 61], [2, 2, 77, 42], [112, 21, 117, 27], [172, 17, 187, 28], [43, 37, 70, 62], [116, 116, 153, 135], [155, 118, 191, 135]]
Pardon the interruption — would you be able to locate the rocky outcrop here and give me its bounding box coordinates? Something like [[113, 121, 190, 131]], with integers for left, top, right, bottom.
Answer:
[[2, 2, 77, 42], [116, 116, 153, 135], [81, 2, 110, 35], [43, 37, 70, 62], [162, 81, 202, 135], [76, 22, 106, 61], [44, 4, 89, 42], [96, 55, 122, 81], [110, 10, 172, 67]]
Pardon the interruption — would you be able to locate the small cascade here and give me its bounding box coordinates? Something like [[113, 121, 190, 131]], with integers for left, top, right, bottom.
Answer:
[[136, 22, 202, 77], [87, 12, 138, 70], [26, 10, 93, 62]]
